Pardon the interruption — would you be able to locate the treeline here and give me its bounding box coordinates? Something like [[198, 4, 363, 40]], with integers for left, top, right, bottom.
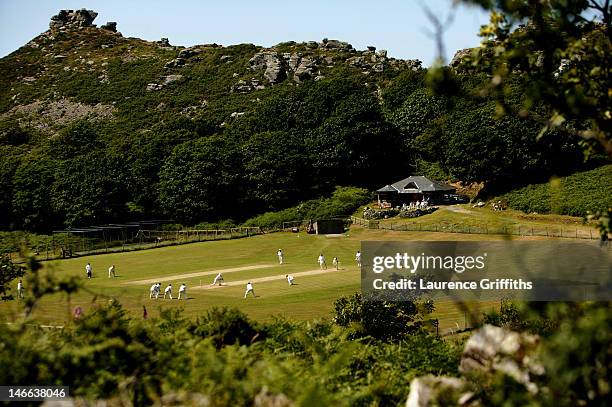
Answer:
[[0, 58, 596, 232]]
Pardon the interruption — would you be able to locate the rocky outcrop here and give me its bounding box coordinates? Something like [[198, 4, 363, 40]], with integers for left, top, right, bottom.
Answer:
[[100, 22, 117, 32], [248, 49, 327, 85], [406, 376, 475, 407], [163, 75, 184, 85], [347, 56, 369, 69], [373, 63, 384, 73], [0, 98, 115, 132], [49, 9, 98, 30], [320, 38, 355, 52], [293, 56, 317, 82], [249, 51, 287, 84], [232, 78, 266, 93], [147, 75, 184, 91], [347, 51, 421, 74], [178, 48, 202, 59], [405, 325, 544, 406], [146, 83, 163, 92], [164, 58, 185, 69], [459, 325, 543, 394], [393, 59, 422, 71], [253, 387, 294, 407], [247, 42, 421, 87], [285, 53, 301, 70], [450, 48, 473, 69]]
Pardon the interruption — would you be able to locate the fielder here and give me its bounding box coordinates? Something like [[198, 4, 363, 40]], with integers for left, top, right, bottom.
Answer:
[[286, 274, 294, 286], [164, 283, 173, 299], [332, 257, 339, 270], [355, 250, 362, 267], [211, 273, 224, 286], [108, 265, 116, 278], [85, 263, 92, 279], [244, 281, 255, 298], [318, 254, 327, 270], [178, 283, 187, 300], [16, 279, 24, 299], [277, 249, 284, 265], [149, 283, 160, 299]]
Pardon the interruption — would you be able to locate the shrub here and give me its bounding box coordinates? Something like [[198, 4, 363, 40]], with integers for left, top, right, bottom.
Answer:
[[498, 165, 612, 216], [192, 307, 263, 348], [243, 186, 371, 229], [362, 207, 400, 219], [399, 207, 438, 218], [332, 293, 432, 341]]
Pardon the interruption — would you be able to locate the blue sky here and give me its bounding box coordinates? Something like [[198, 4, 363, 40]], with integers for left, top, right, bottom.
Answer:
[[0, 0, 490, 65]]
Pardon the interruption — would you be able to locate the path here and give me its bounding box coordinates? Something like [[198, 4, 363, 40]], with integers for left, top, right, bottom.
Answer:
[[446, 205, 475, 215], [123, 264, 275, 286], [192, 267, 346, 290]]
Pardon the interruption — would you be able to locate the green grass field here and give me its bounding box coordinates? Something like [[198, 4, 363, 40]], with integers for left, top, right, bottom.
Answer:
[[2, 219, 595, 333], [376, 204, 598, 238]]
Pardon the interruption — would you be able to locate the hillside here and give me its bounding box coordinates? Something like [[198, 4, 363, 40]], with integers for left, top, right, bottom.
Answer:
[[498, 164, 612, 217], [0, 9, 600, 231], [0, 10, 420, 129]]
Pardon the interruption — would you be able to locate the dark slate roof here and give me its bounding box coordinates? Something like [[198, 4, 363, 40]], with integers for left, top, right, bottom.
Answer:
[[376, 176, 455, 193], [377, 184, 398, 192]]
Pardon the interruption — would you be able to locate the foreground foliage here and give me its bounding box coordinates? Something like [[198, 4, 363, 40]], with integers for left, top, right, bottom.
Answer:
[[0, 302, 459, 406]]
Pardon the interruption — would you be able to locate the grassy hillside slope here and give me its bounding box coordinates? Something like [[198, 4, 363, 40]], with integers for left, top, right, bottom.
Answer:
[[498, 165, 612, 216]]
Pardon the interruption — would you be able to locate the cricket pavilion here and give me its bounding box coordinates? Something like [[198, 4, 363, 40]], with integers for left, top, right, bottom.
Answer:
[[375, 176, 455, 207]]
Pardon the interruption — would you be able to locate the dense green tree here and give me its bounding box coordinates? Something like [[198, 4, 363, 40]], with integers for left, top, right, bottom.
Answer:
[[240, 130, 306, 212], [388, 87, 446, 142], [121, 127, 197, 216], [51, 150, 130, 226], [381, 69, 427, 110], [0, 149, 21, 229], [192, 307, 263, 348], [12, 152, 58, 230], [0, 119, 31, 146], [305, 91, 406, 190], [158, 136, 242, 223], [48, 120, 103, 160], [0, 254, 24, 301]]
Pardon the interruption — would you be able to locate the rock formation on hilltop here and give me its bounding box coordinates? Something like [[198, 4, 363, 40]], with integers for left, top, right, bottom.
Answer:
[[49, 9, 118, 34], [49, 9, 98, 29], [246, 39, 422, 85]]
